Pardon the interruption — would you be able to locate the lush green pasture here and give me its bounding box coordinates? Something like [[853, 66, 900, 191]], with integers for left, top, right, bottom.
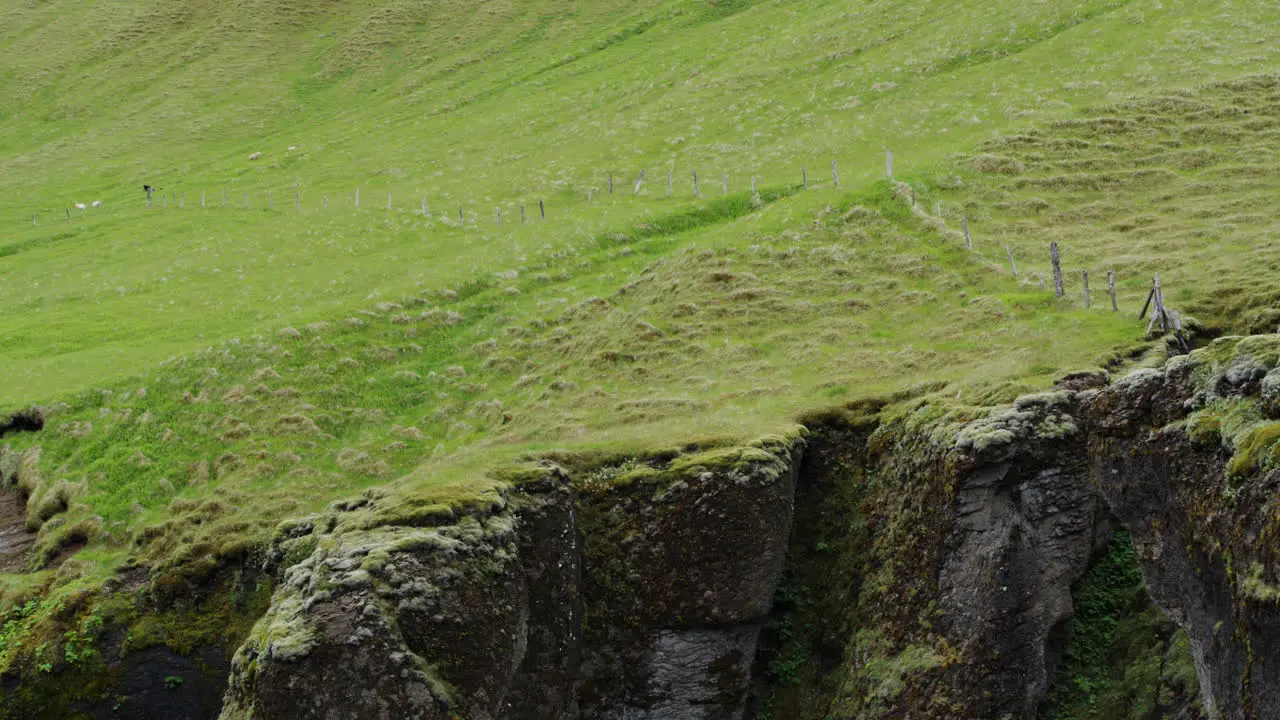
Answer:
[[3, 0, 1279, 405]]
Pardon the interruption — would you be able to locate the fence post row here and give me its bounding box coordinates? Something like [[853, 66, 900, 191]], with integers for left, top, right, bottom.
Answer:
[[1050, 242, 1064, 298]]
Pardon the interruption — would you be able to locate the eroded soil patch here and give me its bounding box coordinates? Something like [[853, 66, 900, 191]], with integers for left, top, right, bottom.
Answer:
[[0, 490, 33, 573]]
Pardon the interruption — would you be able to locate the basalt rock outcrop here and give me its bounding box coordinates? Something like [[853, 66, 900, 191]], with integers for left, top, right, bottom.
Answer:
[[219, 438, 802, 720], [10, 338, 1280, 719]]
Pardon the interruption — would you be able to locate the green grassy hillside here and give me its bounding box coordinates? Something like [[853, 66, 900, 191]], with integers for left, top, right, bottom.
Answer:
[[3, 0, 1278, 402], [3, 0, 1280, 706]]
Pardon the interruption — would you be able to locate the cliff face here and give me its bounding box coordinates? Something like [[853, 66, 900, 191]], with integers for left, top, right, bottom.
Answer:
[[10, 337, 1280, 719], [219, 438, 802, 720]]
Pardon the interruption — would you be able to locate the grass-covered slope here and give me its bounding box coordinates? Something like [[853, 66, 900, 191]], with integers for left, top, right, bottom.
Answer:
[[3, 0, 1280, 707], [3, 0, 1280, 402]]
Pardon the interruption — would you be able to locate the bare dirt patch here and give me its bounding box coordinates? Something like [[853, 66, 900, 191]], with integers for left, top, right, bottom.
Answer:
[[0, 490, 33, 573]]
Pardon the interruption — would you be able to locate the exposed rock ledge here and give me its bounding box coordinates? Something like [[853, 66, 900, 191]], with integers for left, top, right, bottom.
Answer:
[[220, 439, 802, 720], [221, 335, 1280, 720]]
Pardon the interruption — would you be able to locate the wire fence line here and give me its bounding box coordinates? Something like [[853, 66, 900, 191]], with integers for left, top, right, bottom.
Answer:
[[19, 152, 908, 230], [17, 153, 1168, 339]]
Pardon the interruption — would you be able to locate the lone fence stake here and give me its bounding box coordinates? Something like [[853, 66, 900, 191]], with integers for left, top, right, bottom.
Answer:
[[180, 193, 185, 208], [1050, 242, 1064, 298], [32, 213, 36, 226], [1082, 270, 1091, 308], [886, 150, 893, 179], [609, 173, 614, 195], [1005, 246, 1018, 276], [520, 205, 526, 223], [832, 159, 840, 188], [355, 187, 360, 209], [539, 199, 545, 219], [751, 176, 757, 196], [323, 194, 328, 210], [693, 170, 700, 198], [634, 170, 645, 194], [962, 216, 972, 251], [802, 166, 808, 189], [268, 191, 273, 210], [459, 205, 464, 224], [295, 192, 300, 211], [667, 168, 673, 197], [496, 208, 502, 226], [1108, 270, 1118, 311], [422, 197, 428, 216], [65, 208, 70, 221]]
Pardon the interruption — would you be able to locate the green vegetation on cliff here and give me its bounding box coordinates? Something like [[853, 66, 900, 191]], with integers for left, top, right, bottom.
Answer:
[[3, 0, 1280, 713]]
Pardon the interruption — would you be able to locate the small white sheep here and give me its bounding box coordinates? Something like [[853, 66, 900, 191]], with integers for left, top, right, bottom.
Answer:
[[249, 151, 262, 161], [288, 145, 297, 151], [91, 200, 101, 208], [74, 202, 86, 210]]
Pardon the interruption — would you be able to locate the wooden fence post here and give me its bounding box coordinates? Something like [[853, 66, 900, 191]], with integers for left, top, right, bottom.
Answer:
[[458, 205, 464, 224], [268, 190, 273, 210], [667, 168, 673, 197], [962, 216, 972, 251], [886, 150, 893, 179], [295, 191, 300, 211], [539, 199, 545, 219], [1050, 242, 1064, 298], [66, 208, 70, 221], [910, 186, 916, 206], [634, 170, 645, 194], [693, 170, 700, 198], [1108, 270, 1117, 311], [1005, 246, 1018, 276], [1154, 273, 1167, 332], [832, 159, 840, 188], [32, 213, 36, 226], [751, 176, 757, 196], [609, 173, 614, 195], [422, 197, 428, 216], [1082, 270, 1091, 308], [147, 188, 153, 208], [355, 187, 360, 209], [323, 194, 328, 210], [162, 192, 167, 207], [520, 205, 526, 223], [802, 166, 808, 189], [496, 208, 501, 226]]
